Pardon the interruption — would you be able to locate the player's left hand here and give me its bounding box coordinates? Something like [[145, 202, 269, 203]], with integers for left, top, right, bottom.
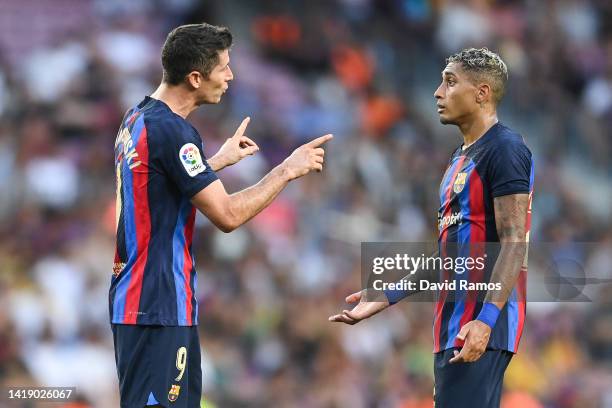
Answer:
[[449, 320, 491, 364], [215, 117, 259, 168]]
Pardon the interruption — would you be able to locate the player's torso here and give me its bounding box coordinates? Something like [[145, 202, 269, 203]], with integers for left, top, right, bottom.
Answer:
[[433, 124, 532, 353], [438, 143, 497, 246], [110, 99, 199, 326]]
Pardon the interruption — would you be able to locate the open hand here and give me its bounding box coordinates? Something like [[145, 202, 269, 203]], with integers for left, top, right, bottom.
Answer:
[[328, 290, 389, 325]]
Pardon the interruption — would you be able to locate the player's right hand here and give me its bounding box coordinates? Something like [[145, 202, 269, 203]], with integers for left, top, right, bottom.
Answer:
[[328, 290, 390, 325], [282, 134, 333, 180], [218, 117, 260, 166]]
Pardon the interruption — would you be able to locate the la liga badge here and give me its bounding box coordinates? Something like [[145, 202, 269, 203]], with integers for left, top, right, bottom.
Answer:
[[180, 143, 205, 177]]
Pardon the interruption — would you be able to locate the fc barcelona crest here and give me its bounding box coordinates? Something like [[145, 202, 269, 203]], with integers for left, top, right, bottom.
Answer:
[[453, 172, 467, 193], [168, 384, 181, 402]]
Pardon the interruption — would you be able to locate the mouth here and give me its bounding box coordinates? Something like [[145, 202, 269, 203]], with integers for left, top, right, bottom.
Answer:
[[437, 104, 445, 113]]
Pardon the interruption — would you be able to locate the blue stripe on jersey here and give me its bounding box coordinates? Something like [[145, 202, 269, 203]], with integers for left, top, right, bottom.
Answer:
[[507, 288, 519, 351], [445, 160, 475, 349], [113, 113, 145, 322], [172, 200, 191, 325], [439, 156, 463, 204], [529, 158, 535, 189], [193, 259, 198, 322], [435, 156, 464, 346], [123, 109, 135, 127]]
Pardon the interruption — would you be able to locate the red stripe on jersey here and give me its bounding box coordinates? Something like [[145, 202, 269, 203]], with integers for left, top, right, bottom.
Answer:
[[123, 127, 150, 324], [114, 247, 121, 264], [182, 207, 196, 325], [434, 156, 466, 352], [514, 266, 527, 351], [457, 168, 485, 341], [513, 191, 532, 351]]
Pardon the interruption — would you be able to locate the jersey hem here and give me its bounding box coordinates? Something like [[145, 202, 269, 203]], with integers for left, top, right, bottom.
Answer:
[[491, 187, 530, 198], [110, 318, 198, 326], [185, 173, 218, 199], [433, 345, 517, 354]]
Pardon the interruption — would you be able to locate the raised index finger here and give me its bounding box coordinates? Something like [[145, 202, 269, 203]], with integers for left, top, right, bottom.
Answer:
[[233, 117, 251, 138], [306, 133, 333, 148]]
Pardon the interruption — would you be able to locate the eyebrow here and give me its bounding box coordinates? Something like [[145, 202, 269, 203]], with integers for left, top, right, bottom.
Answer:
[[442, 71, 457, 78]]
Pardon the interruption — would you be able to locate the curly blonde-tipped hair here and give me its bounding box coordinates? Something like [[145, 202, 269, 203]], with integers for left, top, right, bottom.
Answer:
[[446, 48, 508, 105]]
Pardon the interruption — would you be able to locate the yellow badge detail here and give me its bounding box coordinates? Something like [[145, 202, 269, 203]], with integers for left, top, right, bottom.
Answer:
[[453, 172, 467, 194], [168, 384, 181, 402], [112, 263, 126, 277]]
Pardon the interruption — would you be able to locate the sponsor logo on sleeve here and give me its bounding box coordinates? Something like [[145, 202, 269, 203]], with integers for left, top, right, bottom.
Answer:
[[179, 143, 206, 177]]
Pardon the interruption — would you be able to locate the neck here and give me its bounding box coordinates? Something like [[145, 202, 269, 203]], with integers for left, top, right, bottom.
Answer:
[[150, 82, 198, 119], [458, 111, 498, 147]]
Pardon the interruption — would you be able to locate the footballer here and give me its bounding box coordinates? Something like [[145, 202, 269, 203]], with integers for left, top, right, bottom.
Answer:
[[330, 48, 533, 407], [110, 23, 332, 407]]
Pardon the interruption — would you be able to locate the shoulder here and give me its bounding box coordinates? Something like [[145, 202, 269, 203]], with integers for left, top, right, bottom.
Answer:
[[144, 110, 199, 147], [490, 123, 531, 154]]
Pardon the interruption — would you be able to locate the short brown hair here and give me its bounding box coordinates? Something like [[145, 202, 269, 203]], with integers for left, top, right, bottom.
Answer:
[[161, 23, 232, 85]]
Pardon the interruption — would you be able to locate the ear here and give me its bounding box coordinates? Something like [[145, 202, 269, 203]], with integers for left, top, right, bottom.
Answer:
[[186, 71, 202, 89], [476, 83, 491, 105]]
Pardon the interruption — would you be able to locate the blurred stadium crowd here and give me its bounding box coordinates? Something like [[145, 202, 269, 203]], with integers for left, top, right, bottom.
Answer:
[[0, 0, 611, 407]]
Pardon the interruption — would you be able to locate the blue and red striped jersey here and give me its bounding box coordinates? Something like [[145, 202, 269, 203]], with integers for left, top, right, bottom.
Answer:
[[110, 96, 218, 326], [434, 122, 533, 353]]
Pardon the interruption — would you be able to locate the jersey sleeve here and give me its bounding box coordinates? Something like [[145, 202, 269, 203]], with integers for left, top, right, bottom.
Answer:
[[488, 140, 532, 197], [155, 120, 218, 199]]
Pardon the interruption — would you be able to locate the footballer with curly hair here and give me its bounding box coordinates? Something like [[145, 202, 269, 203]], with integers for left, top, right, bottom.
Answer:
[[331, 48, 533, 407]]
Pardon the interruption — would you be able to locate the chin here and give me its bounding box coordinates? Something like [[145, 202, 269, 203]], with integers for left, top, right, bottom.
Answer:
[[212, 92, 224, 104], [200, 96, 222, 105], [438, 115, 455, 125]]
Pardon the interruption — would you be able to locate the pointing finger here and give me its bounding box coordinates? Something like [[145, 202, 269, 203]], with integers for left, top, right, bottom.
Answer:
[[306, 134, 333, 148], [233, 117, 251, 138]]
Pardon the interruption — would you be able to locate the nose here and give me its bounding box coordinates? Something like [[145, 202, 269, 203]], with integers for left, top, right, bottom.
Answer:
[[434, 82, 443, 100], [227, 66, 234, 81]]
